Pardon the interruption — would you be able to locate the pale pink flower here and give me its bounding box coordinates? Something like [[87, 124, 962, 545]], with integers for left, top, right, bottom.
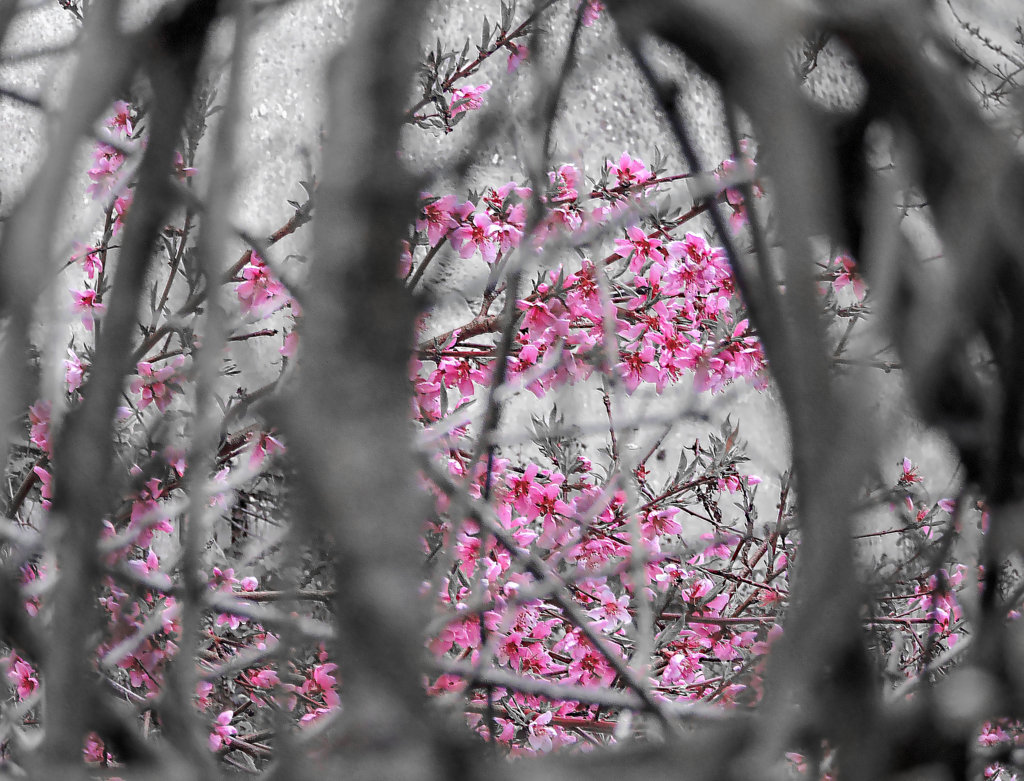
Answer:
[[527, 711, 555, 753], [86, 144, 124, 200], [585, 585, 631, 630], [280, 329, 299, 357], [507, 42, 528, 72], [65, 349, 86, 392]]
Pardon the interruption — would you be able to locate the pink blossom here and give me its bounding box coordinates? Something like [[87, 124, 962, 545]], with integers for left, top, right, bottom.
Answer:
[[112, 192, 132, 235], [280, 329, 299, 358], [65, 348, 87, 392], [614, 225, 664, 271], [108, 100, 134, 138], [84, 733, 109, 764], [662, 652, 696, 685], [417, 193, 460, 246], [507, 42, 529, 72], [236, 254, 287, 317], [195, 681, 214, 709], [33, 465, 52, 509], [129, 357, 185, 413], [71, 242, 104, 280], [450, 208, 499, 263], [450, 83, 490, 117], [898, 457, 922, 486], [527, 711, 555, 753], [209, 710, 237, 751], [249, 668, 280, 688], [609, 152, 652, 189], [86, 143, 125, 200], [833, 254, 866, 300], [579, 0, 604, 27], [28, 400, 52, 455], [164, 446, 187, 477], [71, 288, 106, 331], [8, 657, 39, 700], [585, 585, 631, 631], [128, 474, 174, 546], [249, 431, 286, 468]]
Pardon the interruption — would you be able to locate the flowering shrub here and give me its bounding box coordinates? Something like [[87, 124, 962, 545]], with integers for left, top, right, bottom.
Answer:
[[0, 0, 1023, 779]]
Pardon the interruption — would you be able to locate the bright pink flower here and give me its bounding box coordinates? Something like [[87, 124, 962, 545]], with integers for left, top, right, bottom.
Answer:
[[209, 710, 237, 751], [579, 0, 604, 27], [128, 473, 174, 546], [641, 507, 682, 539], [450, 83, 490, 117], [585, 585, 631, 630], [32, 465, 52, 509], [108, 100, 134, 138], [236, 254, 287, 317], [450, 209, 498, 263], [71, 288, 106, 331], [609, 152, 652, 189], [249, 431, 285, 468], [614, 225, 664, 271], [432, 357, 488, 397], [249, 668, 280, 688], [86, 143, 125, 200], [130, 357, 185, 413], [112, 193, 132, 235], [71, 242, 104, 280], [899, 457, 922, 486], [83, 733, 108, 764], [417, 194, 460, 246], [8, 657, 39, 700]]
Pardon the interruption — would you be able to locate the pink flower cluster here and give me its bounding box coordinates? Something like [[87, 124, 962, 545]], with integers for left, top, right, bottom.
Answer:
[[236, 253, 288, 317], [130, 356, 186, 413]]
